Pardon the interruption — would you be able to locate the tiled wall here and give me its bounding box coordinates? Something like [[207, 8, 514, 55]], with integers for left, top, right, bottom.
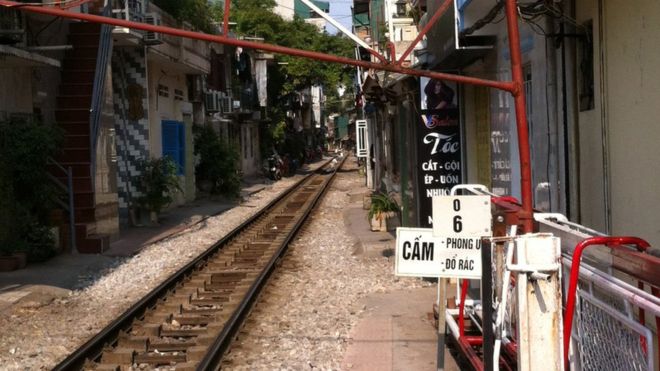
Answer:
[[111, 46, 150, 226]]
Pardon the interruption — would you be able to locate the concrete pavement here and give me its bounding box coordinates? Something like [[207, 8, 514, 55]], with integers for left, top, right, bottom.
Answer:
[[341, 195, 459, 371]]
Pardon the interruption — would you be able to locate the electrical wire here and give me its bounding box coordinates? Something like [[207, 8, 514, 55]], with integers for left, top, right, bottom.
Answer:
[[460, 0, 504, 37], [459, 0, 588, 40]]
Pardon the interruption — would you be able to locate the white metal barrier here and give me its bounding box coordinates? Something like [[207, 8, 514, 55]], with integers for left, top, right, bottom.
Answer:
[[443, 185, 660, 371], [537, 214, 660, 371]]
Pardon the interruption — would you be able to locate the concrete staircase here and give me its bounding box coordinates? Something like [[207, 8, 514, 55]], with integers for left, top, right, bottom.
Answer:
[[53, 22, 109, 254]]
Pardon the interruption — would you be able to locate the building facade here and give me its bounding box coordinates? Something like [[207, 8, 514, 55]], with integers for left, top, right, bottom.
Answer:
[[354, 0, 660, 247]]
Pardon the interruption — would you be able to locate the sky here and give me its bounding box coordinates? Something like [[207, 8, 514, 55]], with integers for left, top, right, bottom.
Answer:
[[325, 0, 355, 35]]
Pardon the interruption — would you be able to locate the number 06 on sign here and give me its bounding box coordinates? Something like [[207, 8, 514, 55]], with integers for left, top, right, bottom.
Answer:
[[432, 195, 492, 238]]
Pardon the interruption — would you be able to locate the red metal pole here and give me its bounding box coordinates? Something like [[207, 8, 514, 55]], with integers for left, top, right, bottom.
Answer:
[[0, 1, 515, 92], [563, 236, 650, 368], [222, 0, 231, 35], [458, 279, 469, 337], [395, 0, 453, 66], [503, 0, 534, 233], [456, 337, 485, 371]]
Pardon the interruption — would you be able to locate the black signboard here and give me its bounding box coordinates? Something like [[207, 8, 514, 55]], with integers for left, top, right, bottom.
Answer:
[[417, 78, 462, 228], [491, 93, 512, 196]]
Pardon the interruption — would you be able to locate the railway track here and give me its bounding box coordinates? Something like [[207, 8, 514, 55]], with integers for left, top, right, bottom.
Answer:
[[54, 157, 345, 370]]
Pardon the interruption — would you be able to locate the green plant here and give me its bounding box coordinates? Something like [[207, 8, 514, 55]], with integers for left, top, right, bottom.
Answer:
[[20, 222, 55, 262], [193, 125, 241, 197], [0, 117, 61, 261], [135, 157, 182, 215], [368, 192, 400, 221], [0, 117, 61, 220]]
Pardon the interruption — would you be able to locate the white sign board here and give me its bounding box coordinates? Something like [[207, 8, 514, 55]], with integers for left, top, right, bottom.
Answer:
[[356, 119, 368, 158], [432, 195, 492, 238], [395, 228, 482, 279]]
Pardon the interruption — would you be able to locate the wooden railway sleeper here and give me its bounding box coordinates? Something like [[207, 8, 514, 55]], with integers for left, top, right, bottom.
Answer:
[[60, 164, 340, 370], [159, 326, 207, 338], [148, 338, 197, 352], [181, 306, 223, 315], [100, 347, 135, 364], [117, 332, 149, 350], [133, 351, 187, 365], [171, 314, 214, 326]]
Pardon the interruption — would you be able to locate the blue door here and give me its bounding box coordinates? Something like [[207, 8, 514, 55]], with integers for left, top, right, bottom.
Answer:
[[162, 120, 185, 175]]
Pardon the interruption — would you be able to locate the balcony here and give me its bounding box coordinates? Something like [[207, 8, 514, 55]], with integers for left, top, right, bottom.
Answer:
[[105, 0, 145, 45], [0, 7, 60, 67], [143, 3, 210, 75]]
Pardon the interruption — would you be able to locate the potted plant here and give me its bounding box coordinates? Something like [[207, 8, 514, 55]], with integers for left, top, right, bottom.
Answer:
[[135, 157, 182, 225], [368, 192, 400, 232], [0, 243, 18, 271], [21, 221, 56, 264], [0, 238, 30, 271]]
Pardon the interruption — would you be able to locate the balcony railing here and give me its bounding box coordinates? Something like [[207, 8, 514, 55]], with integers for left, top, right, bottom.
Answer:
[[105, 0, 145, 23]]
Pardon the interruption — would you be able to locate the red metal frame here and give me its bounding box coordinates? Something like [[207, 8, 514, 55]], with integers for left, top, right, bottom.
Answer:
[[0, 0, 513, 91], [222, 0, 231, 35], [503, 0, 533, 233], [0, 3, 542, 366], [563, 236, 651, 368], [458, 279, 469, 338], [0, 0, 535, 232]]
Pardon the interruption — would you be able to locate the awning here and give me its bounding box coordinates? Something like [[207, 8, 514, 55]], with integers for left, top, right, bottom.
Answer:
[[0, 44, 60, 68]]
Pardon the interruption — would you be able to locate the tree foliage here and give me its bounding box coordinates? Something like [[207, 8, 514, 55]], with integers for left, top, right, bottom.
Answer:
[[151, 0, 220, 33], [135, 157, 182, 215], [231, 1, 355, 97], [193, 125, 241, 197], [230, 0, 355, 158]]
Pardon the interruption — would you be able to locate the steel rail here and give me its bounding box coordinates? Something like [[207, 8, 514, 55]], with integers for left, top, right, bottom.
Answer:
[[53, 159, 334, 370], [197, 155, 348, 370]]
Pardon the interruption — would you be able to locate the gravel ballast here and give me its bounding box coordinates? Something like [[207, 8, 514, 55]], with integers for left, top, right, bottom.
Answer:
[[0, 159, 431, 370]]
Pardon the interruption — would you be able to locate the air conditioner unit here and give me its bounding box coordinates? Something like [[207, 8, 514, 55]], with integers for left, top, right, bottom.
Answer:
[[205, 91, 221, 112], [143, 13, 163, 45], [220, 94, 232, 114]]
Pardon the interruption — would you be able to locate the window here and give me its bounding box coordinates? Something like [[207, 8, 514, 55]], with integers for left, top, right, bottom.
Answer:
[[162, 120, 185, 175]]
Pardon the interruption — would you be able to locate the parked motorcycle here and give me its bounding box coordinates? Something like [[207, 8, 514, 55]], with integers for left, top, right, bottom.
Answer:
[[264, 154, 282, 180]]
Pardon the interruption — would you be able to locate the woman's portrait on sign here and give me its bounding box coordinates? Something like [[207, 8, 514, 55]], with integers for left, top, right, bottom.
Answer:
[[421, 78, 458, 129]]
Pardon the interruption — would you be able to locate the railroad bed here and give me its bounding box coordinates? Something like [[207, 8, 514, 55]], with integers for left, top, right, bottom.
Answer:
[[55, 158, 343, 370]]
